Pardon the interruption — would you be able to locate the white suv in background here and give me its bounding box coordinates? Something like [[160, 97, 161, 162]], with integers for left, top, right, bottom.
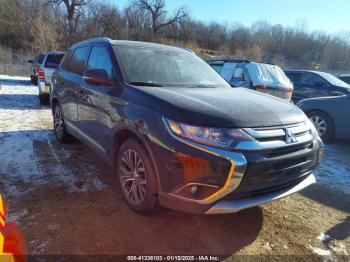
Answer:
[[208, 58, 294, 101], [36, 51, 65, 104]]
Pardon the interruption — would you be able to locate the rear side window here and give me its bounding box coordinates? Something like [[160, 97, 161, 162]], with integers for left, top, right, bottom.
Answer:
[[67, 47, 90, 76], [87, 46, 114, 80], [340, 76, 350, 84], [285, 72, 300, 82], [45, 53, 64, 68]]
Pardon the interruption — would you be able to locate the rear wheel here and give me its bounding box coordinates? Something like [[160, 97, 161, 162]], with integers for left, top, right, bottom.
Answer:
[[117, 138, 159, 214], [308, 111, 334, 141], [53, 103, 70, 143]]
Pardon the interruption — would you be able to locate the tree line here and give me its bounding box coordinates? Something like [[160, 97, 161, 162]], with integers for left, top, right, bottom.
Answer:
[[0, 0, 349, 72]]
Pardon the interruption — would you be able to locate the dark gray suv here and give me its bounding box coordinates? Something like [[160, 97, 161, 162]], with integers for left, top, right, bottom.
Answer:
[[50, 38, 324, 214]]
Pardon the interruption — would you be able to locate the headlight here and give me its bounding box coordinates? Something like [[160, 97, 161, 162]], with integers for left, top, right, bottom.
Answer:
[[165, 118, 253, 149]]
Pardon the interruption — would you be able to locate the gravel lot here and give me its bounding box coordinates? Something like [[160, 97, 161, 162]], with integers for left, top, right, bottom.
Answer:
[[0, 75, 349, 260]]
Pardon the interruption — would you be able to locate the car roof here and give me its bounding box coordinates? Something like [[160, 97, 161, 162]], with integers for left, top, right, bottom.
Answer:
[[207, 58, 251, 63], [284, 70, 324, 74], [71, 37, 190, 53], [45, 51, 65, 55]]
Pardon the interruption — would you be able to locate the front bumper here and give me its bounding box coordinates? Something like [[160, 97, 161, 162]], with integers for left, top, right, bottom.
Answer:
[[38, 81, 51, 95], [154, 120, 323, 214]]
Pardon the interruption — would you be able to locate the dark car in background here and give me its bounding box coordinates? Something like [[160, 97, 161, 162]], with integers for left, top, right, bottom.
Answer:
[[285, 70, 350, 102], [337, 74, 350, 85], [298, 94, 350, 141], [208, 59, 294, 101], [50, 38, 323, 215]]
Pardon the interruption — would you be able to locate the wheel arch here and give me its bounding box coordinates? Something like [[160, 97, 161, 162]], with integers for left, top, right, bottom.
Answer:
[[111, 128, 161, 191], [306, 109, 336, 138]]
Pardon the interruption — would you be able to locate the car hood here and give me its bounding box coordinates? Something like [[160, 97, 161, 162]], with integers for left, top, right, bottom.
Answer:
[[136, 86, 307, 128]]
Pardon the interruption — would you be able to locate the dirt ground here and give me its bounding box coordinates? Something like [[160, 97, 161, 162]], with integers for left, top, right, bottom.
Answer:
[[0, 75, 349, 260]]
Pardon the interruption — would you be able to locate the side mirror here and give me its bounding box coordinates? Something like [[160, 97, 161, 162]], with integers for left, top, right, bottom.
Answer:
[[28, 59, 34, 64], [83, 69, 113, 86]]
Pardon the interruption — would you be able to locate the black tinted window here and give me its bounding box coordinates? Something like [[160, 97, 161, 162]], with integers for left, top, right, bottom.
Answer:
[[285, 72, 300, 82], [300, 73, 327, 86], [45, 53, 64, 68], [340, 76, 350, 84], [67, 47, 90, 76], [87, 46, 114, 80]]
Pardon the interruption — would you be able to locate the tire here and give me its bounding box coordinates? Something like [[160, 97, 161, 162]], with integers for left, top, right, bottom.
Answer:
[[117, 138, 159, 214], [39, 94, 49, 105], [30, 75, 36, 83], [53, 103, 70, 143], [308, 111, 334, 142]]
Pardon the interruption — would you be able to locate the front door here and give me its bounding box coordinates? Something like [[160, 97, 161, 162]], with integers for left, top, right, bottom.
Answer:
[[76, 45, 117, 154]]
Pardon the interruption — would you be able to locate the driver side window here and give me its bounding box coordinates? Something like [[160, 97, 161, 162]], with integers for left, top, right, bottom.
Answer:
[[87, 46, 114, 80]]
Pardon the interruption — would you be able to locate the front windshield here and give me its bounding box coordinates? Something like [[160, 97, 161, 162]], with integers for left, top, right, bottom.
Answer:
[[317, 71, 350, 88], [114, 46, 230, 88]]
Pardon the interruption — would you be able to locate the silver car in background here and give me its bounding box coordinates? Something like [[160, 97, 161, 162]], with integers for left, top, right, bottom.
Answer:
[[208, 59, 294, 101], [36, 51, 65, 104]]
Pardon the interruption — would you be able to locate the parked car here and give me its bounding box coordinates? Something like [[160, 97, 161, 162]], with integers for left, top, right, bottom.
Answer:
[[285, 70, 350, 102], [337, 74, 350, 85], [208, 59, 294, 101], [36, 51, 65, 104], [297, 94, 350, 141], [28, 52, 45, 84], [51, 38, 323, 215]]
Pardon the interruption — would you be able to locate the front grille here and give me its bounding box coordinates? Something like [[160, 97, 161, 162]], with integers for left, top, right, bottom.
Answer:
[[226, 122, 317, 200]]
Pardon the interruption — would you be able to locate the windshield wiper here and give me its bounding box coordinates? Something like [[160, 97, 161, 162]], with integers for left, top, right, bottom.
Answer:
[[129, 81, 163, 87]]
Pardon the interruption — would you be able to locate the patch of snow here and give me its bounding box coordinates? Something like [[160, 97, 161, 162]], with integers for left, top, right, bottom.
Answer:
[[0, 75, 30, 81], [315, 143, 350, 195], [308, 245, 331, 256], [0, 75, 106, 199], [329, 242, 349, 257], [263, 242, 272, 250], [317, 233, 332, 242]]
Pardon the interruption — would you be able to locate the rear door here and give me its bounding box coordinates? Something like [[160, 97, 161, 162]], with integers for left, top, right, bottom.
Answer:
[[76, 45, 117, 154], [54, 47, 90, 127]]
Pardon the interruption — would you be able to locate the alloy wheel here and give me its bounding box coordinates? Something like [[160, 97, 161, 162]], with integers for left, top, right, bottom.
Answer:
[[310, 115, 327, 137], [54, 105, 64, 138], [119, 149, 147, 204]]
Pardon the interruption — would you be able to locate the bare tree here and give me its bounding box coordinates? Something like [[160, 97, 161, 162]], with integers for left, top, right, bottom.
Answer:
[[132, 0, 188, 36], [51, 0, 92, 41]]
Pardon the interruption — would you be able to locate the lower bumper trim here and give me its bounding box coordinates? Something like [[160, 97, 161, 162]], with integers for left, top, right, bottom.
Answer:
[[205, 173, 316, 214]]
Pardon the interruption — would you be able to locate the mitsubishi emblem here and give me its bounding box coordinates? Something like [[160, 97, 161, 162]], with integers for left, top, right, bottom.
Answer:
[[285, 128, 297, 144]]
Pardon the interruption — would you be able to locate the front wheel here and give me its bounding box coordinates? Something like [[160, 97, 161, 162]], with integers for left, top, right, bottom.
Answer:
[[117, 138, 159, 214], [53, 103, 70, 143], [308, 111, 334, 141]]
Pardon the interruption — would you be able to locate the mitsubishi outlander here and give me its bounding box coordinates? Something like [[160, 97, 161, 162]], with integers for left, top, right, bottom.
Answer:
[[50, 38, 324, 214]]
